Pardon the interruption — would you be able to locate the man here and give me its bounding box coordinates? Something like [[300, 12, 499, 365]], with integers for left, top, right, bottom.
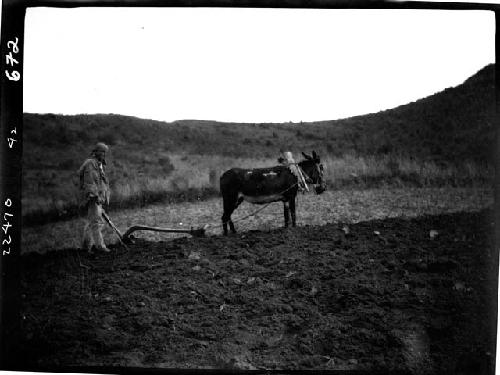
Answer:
[[78, 142, 111, 253]]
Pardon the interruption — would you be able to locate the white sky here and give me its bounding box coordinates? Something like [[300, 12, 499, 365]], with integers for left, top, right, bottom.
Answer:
[[23, 7, 495, 123]]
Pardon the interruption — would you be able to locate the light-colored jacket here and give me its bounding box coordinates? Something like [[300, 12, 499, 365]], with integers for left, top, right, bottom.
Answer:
[[78, 157, 110, 207]]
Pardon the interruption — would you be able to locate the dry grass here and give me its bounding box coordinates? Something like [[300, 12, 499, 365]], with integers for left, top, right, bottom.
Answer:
[[22, 153, 492, 226], [21, 187, 493, 254], [322, 154, 492, 187], [113, 154, 274, 199]]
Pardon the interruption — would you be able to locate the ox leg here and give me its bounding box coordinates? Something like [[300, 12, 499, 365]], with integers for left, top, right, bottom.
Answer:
[[228, 197, 244, 233], [234, 196, 244, 209], [228, 220, 236, 234], [283, 201, 290, 228], [290, 197, 297, 227], [222, 198, 234, 236], [222, 195, 242, 235], [222, 211, 232, 236]]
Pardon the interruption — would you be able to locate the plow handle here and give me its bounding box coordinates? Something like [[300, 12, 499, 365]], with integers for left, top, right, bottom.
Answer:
[[102, 211, 129, 249]]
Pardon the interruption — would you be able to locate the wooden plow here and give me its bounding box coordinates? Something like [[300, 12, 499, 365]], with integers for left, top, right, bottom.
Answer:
[[122, 224, 207, 242], [101, 211, 207, 247]]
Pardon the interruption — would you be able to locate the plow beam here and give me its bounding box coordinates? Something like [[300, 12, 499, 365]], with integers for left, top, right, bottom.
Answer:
[[122, 224, 207, 242]]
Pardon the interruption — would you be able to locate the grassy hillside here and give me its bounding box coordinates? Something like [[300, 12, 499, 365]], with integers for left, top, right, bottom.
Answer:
[[329, 64, 496, 162], [23, 64, 495, 163], [22, 64, 495, 225]]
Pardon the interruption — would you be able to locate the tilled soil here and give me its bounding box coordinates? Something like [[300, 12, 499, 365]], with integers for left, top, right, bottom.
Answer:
[[18, 210, 497, 373]]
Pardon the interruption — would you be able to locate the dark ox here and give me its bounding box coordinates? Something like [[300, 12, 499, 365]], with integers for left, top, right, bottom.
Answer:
[[220, 151, 326, 235]]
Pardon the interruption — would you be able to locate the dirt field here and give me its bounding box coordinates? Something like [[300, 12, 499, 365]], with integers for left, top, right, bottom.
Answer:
[[22, 187, 493, 253], [18, 208, 497, 373]]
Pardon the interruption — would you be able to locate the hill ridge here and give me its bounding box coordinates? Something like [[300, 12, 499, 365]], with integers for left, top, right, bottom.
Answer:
[[24, 64, 495, 163]]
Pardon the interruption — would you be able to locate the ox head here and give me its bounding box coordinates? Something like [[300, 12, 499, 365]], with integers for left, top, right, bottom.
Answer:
[[301, 151, 326, 194]]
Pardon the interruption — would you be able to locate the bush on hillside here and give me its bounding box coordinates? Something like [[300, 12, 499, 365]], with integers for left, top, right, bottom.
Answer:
[[158, 156, 175, 175]]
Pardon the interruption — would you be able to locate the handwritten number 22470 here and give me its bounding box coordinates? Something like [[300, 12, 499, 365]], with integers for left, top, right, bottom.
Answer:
[[2, 200, 13, 255]]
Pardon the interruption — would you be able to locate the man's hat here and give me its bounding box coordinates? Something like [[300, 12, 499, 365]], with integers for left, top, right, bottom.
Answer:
[[93, 142, 109, 153]]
